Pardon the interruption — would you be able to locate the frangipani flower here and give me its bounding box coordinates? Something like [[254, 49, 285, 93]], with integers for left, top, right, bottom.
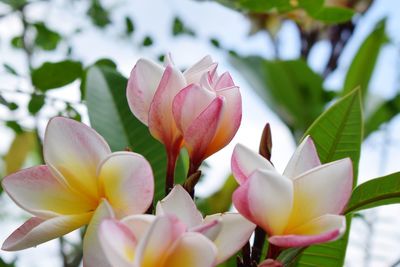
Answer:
[[126, 55, 216, 158], [1, 117, 154, 266], [231, 136, 353, 248], [156, 185, 255, 264], [173, 69, 242, 171], [99, 214, 217, 267]]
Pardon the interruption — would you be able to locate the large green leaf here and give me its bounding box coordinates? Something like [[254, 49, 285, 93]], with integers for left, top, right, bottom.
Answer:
[[32, 60, 83, 92], [345, 172, 400, 214], [364, 93, 400, 137], [342, 19, 388, 100], [297, 89, 363, 267], [231, 56, 326, 136], [85, 66, 185, 204]]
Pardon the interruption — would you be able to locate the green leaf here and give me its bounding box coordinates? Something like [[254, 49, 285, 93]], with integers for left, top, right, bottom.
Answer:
[[297, 89, 363, 267], [197, 175, 238, 214], [11, 36, 23, 49], [28, 94, 45, 115], [230, 56, 325, 136], [141, 36, 154, 47], [210, 38, 221, 48], [345, 172, 400, 213], [85, 66, 185, 204], [31, 60, 83, 91], [5, 120, 23, 134], [87, 0, 110, 28], [343, 19, 388, 100], [125, 16, 135, 35], [3, 63, 19, 76], [364, 94, 400, 137], [0, 0, 26, 9], [310, 7, 355, 24], [172, 17, 195, 37], [33, 23, 62, 51], [4, 131, 37, 175]]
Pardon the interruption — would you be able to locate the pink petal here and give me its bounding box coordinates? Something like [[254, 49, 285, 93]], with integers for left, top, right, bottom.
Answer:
[[204, 213, 255, 264], [156, 185, 203, 228], [126, 58, 164, 125], [121, 214, 156, 241], [163, 232, 217, 267], [82, 200, 115, 267], [231, 144, 275, 185], [246, 170, 293, 235], [98, 152, 154, 218], [203, 86, 241, 158], [191, 219, 222, 241], [283, 136, 321, 179], [286, 158, 353, 230], [44, 117, 111, 200], [269, 215, 345, 248], [135, 215, 186, 266], [2, 213, 92, 251], [183, 55, 216, 84], [2, 165, 95, 217], [182, 96, 224, 165], [172, 84, 215, 134], [214, 72, 235, 90], [148, 65, 186, 150], [99, 219, 137, 267]]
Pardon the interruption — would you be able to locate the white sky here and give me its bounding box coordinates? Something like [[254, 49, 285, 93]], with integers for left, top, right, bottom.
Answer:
[[1, 0, 400, 266]]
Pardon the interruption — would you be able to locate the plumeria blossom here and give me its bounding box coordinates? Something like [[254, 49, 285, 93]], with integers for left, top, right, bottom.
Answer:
[[99, 214, 217, 267], [156, 185, 255, 264], [231, 136, 353, 248], [126, 55, 216, 158], [173, 67, 242, 170], [1, 117, 154, 266]]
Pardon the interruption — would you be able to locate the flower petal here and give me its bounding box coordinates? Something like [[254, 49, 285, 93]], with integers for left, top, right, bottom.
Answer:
[[122, 214, 156, 242], [246, 170, 293, 235], [183, 55, 216, 84], [286, 158, 353, 230], [148, 65, 186, 149], [2, 213, 91, 251], [269, 215, 345, 247], [173, 84, 216, 134], [182, 96, 224, 164], [231, 144, 275, 185], [163, 232, 217, 267], [204, 213, 255, 264], [82, 200, 115, 267], [135, 215, 186, 267], [191, 219, 222, 241], [214, 72, 235, 90], [44, 117, 111, 200], [98, 152, 154, 218], [283, 136, 321, 179], [204, 86, 241, 158], [156, 185, 203, 228], [99, 219, 136, 267], [126, 58, 164, 125], [2, 165, 94, 217]]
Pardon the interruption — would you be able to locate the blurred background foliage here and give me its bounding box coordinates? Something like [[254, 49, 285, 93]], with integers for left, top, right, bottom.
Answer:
[[1, 0, 400, 266]]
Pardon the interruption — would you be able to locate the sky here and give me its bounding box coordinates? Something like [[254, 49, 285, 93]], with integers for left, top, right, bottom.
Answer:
[[1, 0, 400, 266]]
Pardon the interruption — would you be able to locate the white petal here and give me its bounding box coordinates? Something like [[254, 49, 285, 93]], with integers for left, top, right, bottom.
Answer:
[[286, 158, 353, 230], [283, 136, 321, 179], [231, 143, 275, 185], [156, 185, 203, 228]]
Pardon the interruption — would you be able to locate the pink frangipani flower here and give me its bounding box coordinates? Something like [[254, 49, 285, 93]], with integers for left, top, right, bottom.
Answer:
[[126, 55, 216, 159], [1, 117, 154, 267], [231, 136, 353, 248], [173, 69, 241, 171], [99, 214, 217, 267], [156, 185, 255, 264]]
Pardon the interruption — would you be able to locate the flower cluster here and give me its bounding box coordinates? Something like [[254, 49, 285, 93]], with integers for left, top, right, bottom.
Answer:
[[1, 55, 353, 267]]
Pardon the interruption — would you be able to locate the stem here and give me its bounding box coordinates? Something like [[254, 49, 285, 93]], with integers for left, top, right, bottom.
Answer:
[[251, 226, 266, 263], [266, 243, 282, 261], [240, 241, 251, 267], [165, 150, 178, 196]]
